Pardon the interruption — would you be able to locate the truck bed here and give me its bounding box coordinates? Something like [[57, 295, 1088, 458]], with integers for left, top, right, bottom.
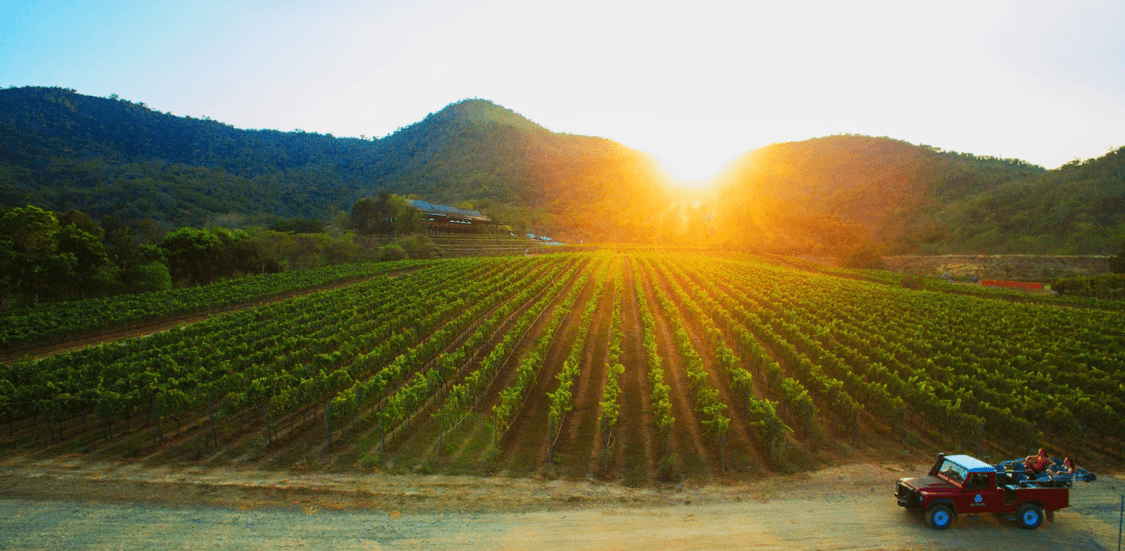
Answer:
[[994, 457, 1097, 489]]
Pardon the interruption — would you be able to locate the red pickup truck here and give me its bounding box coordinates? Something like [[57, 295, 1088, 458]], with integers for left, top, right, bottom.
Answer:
[[895, 453, 1084, 530]]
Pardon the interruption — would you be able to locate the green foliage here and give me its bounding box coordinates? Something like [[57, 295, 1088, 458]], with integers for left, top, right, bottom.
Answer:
[[900, 146, 1125, 254], [4, 251, 1123, 473], [377, 244, 408, 262], [345, 193, 428, 236], [394, 234, 441, 260], [356, 451, 382, 471], [126, 262, 172, 293], [159, 227, 261, 286], [1052, 274, 1125, 300], [246, 229, 372, 273], [394, 203, 427, 235], [2, 87, 1121, 254], [0, 87, 677, 246], [899, 275, 926, 290], [0, 204, 110, 302], [841, 243, 885, 269], [269, 218, 325, 234], [347, 193, 395, 235], [1110, 247, 1125, 274]]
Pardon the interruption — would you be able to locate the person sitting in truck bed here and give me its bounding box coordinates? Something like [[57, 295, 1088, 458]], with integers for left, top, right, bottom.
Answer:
[[1024, 448, 1052, 475], [1047, 457, 1076, 475]]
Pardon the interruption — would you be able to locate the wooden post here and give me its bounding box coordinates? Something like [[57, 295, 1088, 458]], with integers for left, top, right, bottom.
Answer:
[[96, 401, 108, 441], [154, 394, 163, 443], [438, 402, 445, 455], [719, 435, 726, 472], [208, 402, 218, 448], [853, 411, 859, 446], [264, 404, 272, 445], [326, 402, 332, 450], [549, 419, 557, 464]]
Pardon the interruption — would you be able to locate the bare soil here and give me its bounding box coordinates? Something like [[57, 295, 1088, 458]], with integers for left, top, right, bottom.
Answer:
[[614, 257, 659, 485], [1, 457, 1121, 550], [493, 263, 595, 474], [636, 261, 716, 478]]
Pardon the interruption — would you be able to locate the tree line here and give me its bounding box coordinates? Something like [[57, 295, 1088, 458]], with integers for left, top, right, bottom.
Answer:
[[0, 195, 440, 309]]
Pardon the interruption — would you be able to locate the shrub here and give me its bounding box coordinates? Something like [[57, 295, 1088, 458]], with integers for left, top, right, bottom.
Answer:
[[899, 275, 926, 290], [126, 262, 172, 293], [377, 244, 408, 262], [1052, 274, 1125, 300], [395, 234, 441, 260], [841, 244, 885, 269], [1110, 247, 1125, 274]]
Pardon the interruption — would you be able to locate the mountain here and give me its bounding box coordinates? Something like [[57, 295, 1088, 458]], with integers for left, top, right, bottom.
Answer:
[[0, 86, 377, 225], [365, 98, 678, 241], [706, 135, 1124, 255], [0, 86, 676, 241], [2, 86, 1122, 254]]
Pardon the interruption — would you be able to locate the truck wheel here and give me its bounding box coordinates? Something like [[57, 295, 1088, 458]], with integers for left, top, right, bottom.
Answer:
[[926, 504, 953, 530], [1016, 503, 1044, 529]]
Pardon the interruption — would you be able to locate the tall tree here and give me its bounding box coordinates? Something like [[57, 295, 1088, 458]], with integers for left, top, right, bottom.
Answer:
[[0, 205, 112, 304]]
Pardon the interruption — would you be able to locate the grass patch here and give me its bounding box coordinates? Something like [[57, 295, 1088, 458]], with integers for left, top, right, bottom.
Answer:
[[447, 416, 496, 475]]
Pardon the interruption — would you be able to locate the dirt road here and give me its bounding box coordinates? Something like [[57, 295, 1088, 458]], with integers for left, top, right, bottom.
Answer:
[[1, 459, 1121, 549]]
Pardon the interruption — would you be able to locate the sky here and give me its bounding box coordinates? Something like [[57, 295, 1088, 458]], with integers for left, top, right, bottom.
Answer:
[[2, 0, 1124, 184]]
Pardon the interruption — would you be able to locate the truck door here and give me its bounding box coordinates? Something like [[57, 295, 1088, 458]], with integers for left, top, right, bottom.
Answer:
[[965, 473, 1001, 512]]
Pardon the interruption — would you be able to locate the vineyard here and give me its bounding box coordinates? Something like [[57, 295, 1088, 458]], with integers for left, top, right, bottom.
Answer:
[[2, 252, 1123, 483], [0, 259, 431, 352]]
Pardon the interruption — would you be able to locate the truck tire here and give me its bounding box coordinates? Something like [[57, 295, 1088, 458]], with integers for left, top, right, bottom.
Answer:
[[1016, 503, 1044, 529], [926, 504, 954, 530]]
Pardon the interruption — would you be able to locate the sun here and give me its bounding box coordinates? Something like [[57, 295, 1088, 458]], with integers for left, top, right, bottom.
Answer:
[[655, 154, 721, 190], [657, 160, 720, 190]]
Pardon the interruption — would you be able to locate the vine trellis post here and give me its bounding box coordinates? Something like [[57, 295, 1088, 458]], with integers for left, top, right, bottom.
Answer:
[[208, 402, 218, 448], [96, 400, 108, 441], [263, 404, 272, 445], [153, 394, 163, 443]]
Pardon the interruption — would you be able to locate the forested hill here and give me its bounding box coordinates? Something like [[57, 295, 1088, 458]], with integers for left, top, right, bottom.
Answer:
[[708, 135, 1125, 255], [0, 86, 380, 225], [2, 86, 1122, 254], [0, 86, 674, 240]]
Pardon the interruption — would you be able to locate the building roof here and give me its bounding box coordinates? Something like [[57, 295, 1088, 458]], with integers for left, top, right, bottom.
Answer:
[[409, 200, 491, 222]]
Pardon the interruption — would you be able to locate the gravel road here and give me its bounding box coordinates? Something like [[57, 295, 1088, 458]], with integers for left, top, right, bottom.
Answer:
[[1, 460, 1121, 550]]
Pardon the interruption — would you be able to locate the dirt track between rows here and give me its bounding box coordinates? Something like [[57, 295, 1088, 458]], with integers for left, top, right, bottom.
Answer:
[[1, 459, 1121, 549]]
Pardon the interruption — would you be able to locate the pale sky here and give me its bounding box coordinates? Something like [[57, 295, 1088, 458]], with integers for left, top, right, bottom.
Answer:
[[3, 0, 1124, 183]]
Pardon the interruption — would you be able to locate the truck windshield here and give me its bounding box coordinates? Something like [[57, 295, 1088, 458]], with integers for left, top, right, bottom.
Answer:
[[938, 459, 969, 484]]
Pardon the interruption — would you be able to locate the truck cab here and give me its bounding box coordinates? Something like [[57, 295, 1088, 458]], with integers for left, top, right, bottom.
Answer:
[[896, 453, 1072, 530]]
